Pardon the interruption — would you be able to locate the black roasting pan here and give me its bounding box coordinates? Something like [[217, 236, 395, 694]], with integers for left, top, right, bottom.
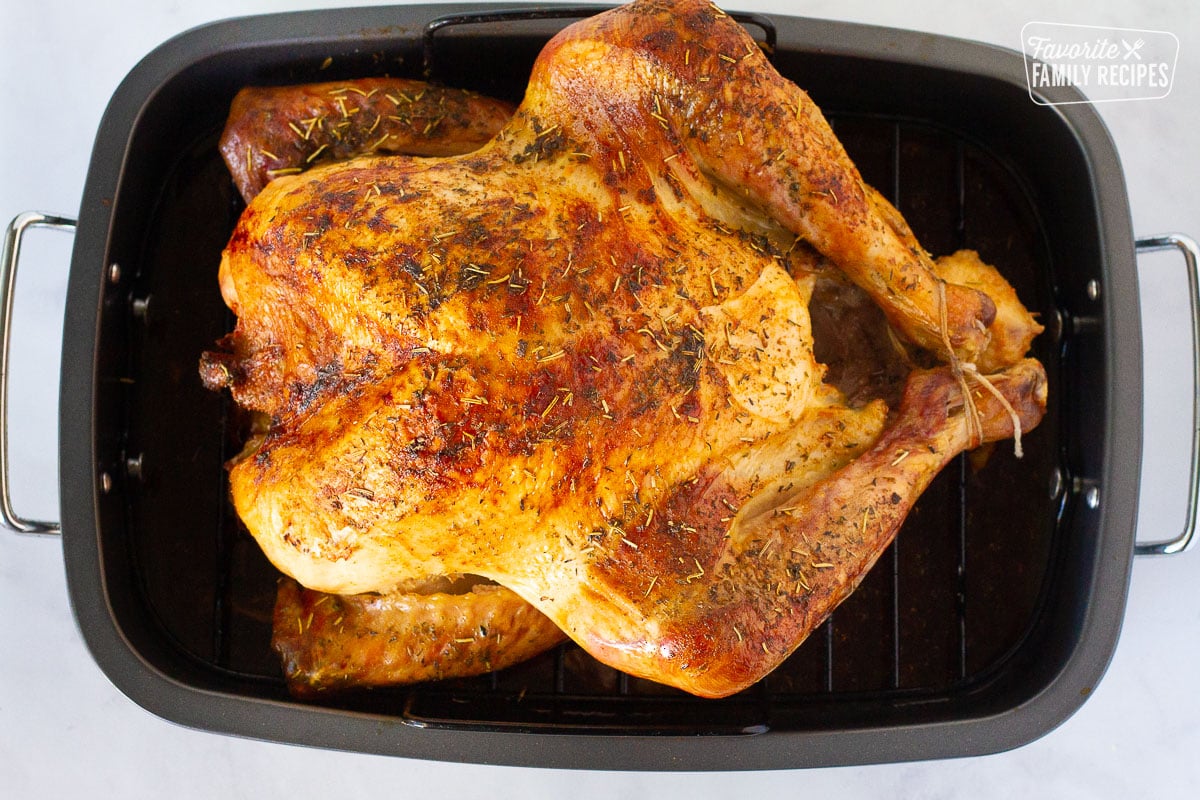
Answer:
[[3, 1, 1196, 770]]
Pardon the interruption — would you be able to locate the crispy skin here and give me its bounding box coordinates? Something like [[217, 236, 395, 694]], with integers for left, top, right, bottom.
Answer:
[[220, 78, 515, 202], [218, 78, 526, 692], [273, 577, 566, 696], [571, 359, 1046, 695], [205, 0, 1046, 697], [933, 249, 1044, 373]]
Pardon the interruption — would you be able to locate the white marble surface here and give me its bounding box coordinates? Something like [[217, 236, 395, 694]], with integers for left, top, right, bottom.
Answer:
[[1, 0, 1197, 796]]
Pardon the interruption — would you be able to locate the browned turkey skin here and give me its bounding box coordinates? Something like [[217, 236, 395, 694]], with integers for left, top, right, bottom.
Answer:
[[220, 78, 516, 202], [217, 78, 562, 695], [204, 0, 1046, 698], [273, 576, 567, 696]]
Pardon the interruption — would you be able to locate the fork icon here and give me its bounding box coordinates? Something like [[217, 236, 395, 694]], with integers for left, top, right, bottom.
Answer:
[[1122, 38, 1145, 60]]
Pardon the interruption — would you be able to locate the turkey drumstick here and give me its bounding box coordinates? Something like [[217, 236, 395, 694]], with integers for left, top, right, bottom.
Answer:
[[522, 0, 998, 362]]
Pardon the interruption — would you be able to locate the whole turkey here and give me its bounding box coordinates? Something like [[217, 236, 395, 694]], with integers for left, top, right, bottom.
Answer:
[[201, 0, 1045, 698]]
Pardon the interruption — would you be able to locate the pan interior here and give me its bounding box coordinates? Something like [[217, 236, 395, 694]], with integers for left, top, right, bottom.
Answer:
[[97, 11, 1087, 739]]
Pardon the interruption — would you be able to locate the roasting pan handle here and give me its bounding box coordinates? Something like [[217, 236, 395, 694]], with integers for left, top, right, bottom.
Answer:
[[0, 211, 74, 536], [1135, 233, 1200, 556]]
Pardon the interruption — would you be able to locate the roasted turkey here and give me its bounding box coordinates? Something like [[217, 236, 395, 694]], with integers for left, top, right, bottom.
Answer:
[[202, 0, 1046, 698]]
